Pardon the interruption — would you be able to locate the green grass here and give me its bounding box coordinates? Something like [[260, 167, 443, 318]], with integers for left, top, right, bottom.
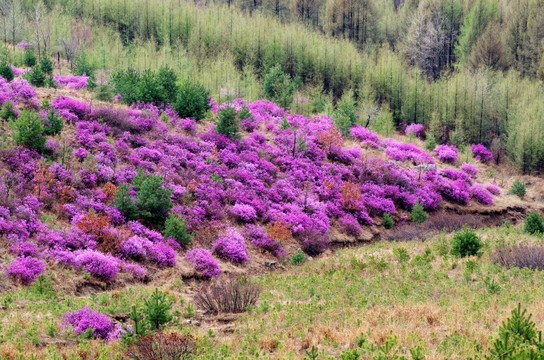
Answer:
[[2, 224, 544, 359]]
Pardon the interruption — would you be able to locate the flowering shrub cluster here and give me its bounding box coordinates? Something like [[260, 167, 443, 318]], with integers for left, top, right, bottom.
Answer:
[[471, 144, 493, 163], [212, 227, 248, 263], [61, 307, 122, 340], [185, 248, 221, 277], [434, 144, 458, 163], [0, 74, 499, 286], [460, 162, 478, 178], [405, 123, 425, 138], [53, 74, 89, 89], [5, 256, 45, 283]]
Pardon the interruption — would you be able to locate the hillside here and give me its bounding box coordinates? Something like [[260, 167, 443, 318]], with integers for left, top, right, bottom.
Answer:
[[0, 61, 544, 359]]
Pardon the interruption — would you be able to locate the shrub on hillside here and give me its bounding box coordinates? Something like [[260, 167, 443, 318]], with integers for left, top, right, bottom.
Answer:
[[75, 250, 120, 281], [525, 211, 544, 235], [510, 179, 526, 199], [39, 56, 53, 75], [23, 49, 37, 67], [143, 288, 173, 331], [6, 256, 45, 283], [43, 108, 64, 135], [163, 213, 192, 248], [333, 94, 357, 135], [14, 110, 46, 152], [26, 66, 46, 87], [61, 307, 119, 340], [0, 100, 17, 121], [262, 64, 295, 108], [434, 144, 458, 163], [0, 62, 14, 82], [290, 249, 306, 265], [212, 227, 248, 263], [126, 332, 195, 360], [230, 203, 257, 222], [174, 79, 210, 120], [492, 245, 544, 270], [194, 277, 261, 314], [244, 224, 285, 257], [410, 201, 428, 224], [460, 162, 478, 178], [216, 106, 240, 139], [185, 248, 221, 277], [383, 212, 394, 229], [471, 144, 493, 163], [94, 83, 113, 102], [451, 226, 482, 257]]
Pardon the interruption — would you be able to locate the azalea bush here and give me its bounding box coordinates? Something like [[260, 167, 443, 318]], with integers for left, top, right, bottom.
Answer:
[[434, 144, 458, 163], [185, 248, 221, 277], [61, 307, 121, 340], [212, 227, 249, 263], [5, 256, 45, 283], [471, 144, 493, 163]]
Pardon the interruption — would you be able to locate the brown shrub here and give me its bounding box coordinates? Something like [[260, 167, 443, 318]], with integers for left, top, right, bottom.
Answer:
[[125, 332, 195, 360], [76, 211, 122, 254], [492, 245, 544, 270], [94, 107, 139, 135], [194, 276, 261, 314], [387, 214, 482, 241]]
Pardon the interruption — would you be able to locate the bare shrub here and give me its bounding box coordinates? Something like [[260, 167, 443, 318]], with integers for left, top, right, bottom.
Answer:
[[492, 245, 544, 270], [94, 107, 139, 134], [388, 213, 482, 241], [194, 277, 261, 314], [125, 332, 195, 360]]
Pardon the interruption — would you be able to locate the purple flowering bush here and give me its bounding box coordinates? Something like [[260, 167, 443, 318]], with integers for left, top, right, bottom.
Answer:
[[212, 227, 248, 263], [405, 123, 425, 138], [469, 183, 494, 205], [61, 307, 121, 340], [185, 248, 221, 277], [230, 203, 258, 223], [471, 144, 493, 163], [434, 144, 458, 163], [75, 250, 120, 281], [460, 162, 478, 178], [244, 224, 285, 257], [6, 256, 45, 283]]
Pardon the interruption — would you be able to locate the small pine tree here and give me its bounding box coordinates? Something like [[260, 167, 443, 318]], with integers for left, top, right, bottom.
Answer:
[[451, 226, 482, 257], [44, 108, 64, 135], [410, 201, 428, 224], [143, 289, 173, 331], [114, 184, 139, 220], [133, 171, 173, 228], [14, 110, 46, 152], [262, 65, 295, 108], [291, 249, 306, 265], [128, 305, 147, 336], [216, 106, 239, 139], [23, 50, 37, 67], [0, 100, 17, 121], [425, 134, 437, 150], [163, 213, 192, 248], [94, 83, 113, 102], [333, 93, 357, 135], [0, 62, 14, 82], [39, 56, 53, 75], [383, 212, 394, 229], [27, 66, 45, 87], [174, 80, 210, 120], [280, 116, 291, 129], [524, 211, 544, 235], [510, 179, 526, 199]]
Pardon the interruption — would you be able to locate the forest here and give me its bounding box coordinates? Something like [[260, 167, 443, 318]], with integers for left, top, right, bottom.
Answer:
[[2, 0, 544, 172]]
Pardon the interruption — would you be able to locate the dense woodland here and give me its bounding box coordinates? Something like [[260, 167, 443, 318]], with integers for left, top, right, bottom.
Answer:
[[2, 0, 544, 171]]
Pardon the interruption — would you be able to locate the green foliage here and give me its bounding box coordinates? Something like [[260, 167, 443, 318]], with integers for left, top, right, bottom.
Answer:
[[262, 65, 296, 109], [393, 248, 410, 263], [410, 201, 428, 224], [451, 226, 482, 257], [73, 53, 95, 86], [14, 110, 46, 152], [0, 62, 14, 82], [333, 93, 357, 135], [383, 212, 394, 229], [23, 50, 37, 67], [0, 100, 17, 121], [132, 171, 173, 229], [291, 249, 306, 265], [510, 180, 526, 199], [163, 213, 192, 248], [27, 66, 46, 87], [156, 66, 179, 104], [216, 106, 240, 139], [94, 83, 113, 102], [111, 68, 141, 105], [488, 304, 544, 359], [143, 289, 173, 331], [39, 56, 53, 75], [524, 211, 544, 235], [425, 134, 437, 150], [280, 116, 291, 130], [174, 79, 210, 120], [114, 184, 139, 221], [304, 346, 319, 360], [43, 108, 64, 135], [127, 305, 147, 337]]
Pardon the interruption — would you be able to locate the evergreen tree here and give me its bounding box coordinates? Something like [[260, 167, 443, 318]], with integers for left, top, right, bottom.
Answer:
[[143, 289, 173, 331], [14, 111, 46, 152], [216, 106, 240, 139], [43, 108, 63, 135], [163, 213, 193, 248], [262, 64, 296, 108], [39, 56, 53, 75], [174, 80, 210, 120], [0, 62, 14, 82]]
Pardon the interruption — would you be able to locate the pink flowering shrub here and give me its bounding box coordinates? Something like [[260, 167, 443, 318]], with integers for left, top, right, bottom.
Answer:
[[469, 183, 494, 205], [382, 138, 435, 164], [339, 213, 362, 236], [460, 162, 478, 178], [230, 203, 258, 223], [405, 123, 425, 138], [434, 144, 458, 163], [244, 224, 285, 257], [75, 250, 120, 281], [6, 256, 45, 283], [61, 307, 120, 340], [351, 125, 380, 147], [185, 248, 221, 277], [212, 227, 248, 263], [471, 144, 493, 163], [53, 74, 89, 89]]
